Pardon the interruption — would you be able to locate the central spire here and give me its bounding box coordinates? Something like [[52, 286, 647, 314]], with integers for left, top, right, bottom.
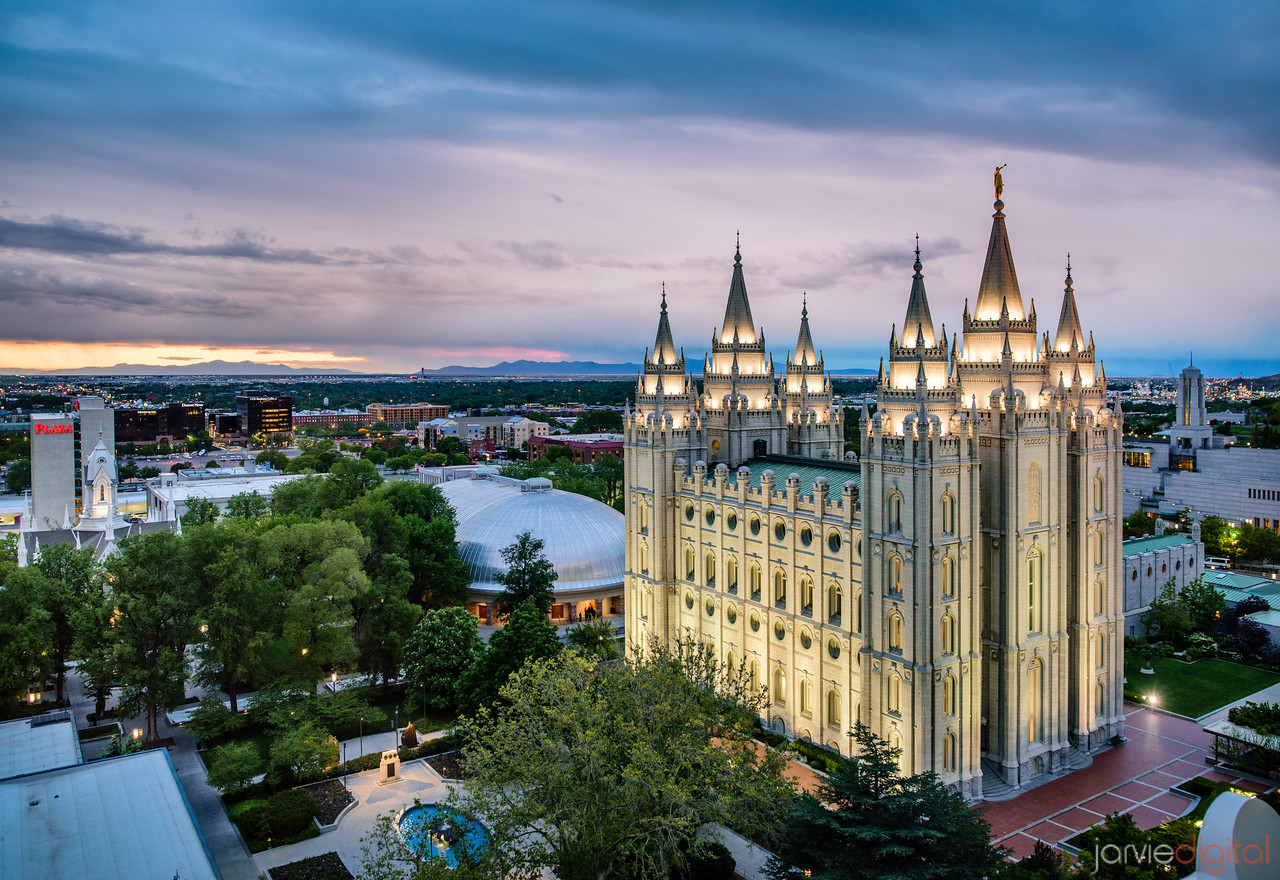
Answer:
[[973, 193, 1025, 321], [902, 235, 937, 348], [1053, 255, 1084, 352], [794, 293, 817, 366], [719, 233, 758, 345]]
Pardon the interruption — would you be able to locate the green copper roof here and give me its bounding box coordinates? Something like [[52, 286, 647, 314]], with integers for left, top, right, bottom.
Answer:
[[726, 454, 861, 498], [1122, 534, 1196, 555]]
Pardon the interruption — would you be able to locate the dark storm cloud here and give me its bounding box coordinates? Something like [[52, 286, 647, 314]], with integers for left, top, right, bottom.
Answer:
[[2, 1, 1277, 166], [0, 266, 256, 317]]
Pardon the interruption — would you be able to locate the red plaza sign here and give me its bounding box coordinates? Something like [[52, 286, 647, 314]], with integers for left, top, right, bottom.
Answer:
[[33, 423, 73, 435]]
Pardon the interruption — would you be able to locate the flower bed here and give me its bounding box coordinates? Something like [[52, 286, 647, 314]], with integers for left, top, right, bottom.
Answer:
[[266, 852, 352, 880], [297, 779, 354, 826]]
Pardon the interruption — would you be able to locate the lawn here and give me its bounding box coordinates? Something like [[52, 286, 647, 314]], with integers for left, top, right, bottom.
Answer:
[[1124, 655, 1280, 718]]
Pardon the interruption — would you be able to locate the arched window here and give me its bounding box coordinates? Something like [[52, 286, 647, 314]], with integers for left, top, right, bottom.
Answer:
[[940, 613, 956, 655], [750, 564, 762, 601], [684, 545, 696, 581], [1028, 461, 1042, 524], [638, 501, 648, 534], [941, 493, 956, 535], [826, 689, 840, 729], [943, 732, 957, 772], [890, 729, 903, 767], [1095, 527, 1105, 568], [1094, 474, 1106, 513], [638, 541, 649, 575], [1027, 551, 1043, 633], [1096, 681, 1106, 721], [774, 570, 787, 608], [704, 551, 716, 588], [800, 679, 812, 715], [1028, 660, 1044, 743], [726, 556, 738, 594], [749, 658, 759, 692], [853, 590, 862, 632], [827, 582, 842, 623], [773, 667, 787, 704], [890, 554, 903, 594], [943, 674, 957, 715], [889, 611, 903, 651], [800, 577, 814, 616], [940, 555, 955, 597], [1095, 633, 1105, 669], [887, 493, 903, 534], [1092, 578, 1103, 616], [887, 674, 901, 713]]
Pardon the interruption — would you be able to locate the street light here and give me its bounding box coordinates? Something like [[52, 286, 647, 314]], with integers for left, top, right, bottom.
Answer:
[[342, 742, 348, 792], [359, 713, 364, 760], [394, 705, 399, 743]]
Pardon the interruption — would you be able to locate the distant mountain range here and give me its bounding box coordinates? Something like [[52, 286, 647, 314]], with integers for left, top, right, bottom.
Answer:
[[0, 358, 877, 378], [0, 360, 360, 377], [415, 360, 876, 377]]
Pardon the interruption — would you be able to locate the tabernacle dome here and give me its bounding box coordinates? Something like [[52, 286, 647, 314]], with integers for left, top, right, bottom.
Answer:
[[436, 469, 624, 625]]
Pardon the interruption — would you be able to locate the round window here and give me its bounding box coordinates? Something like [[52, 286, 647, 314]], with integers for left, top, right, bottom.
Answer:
[[774, 621, 786, 641], [827, 638, 841, 660], [774, 520, 787, 541], [684, 502, 695, 521], [727, 605, 737, 624], [828, 530, 842, 553], [705, 598, 715, 617], [1161, 563, 1167, 574], [750, 515, 761, 536], [685, 591, 694, 610], [800, 525, 813, 547], [1131, 570, 1138, 581], [750, 612, 760, 632], [799, 630, 812, 650], [1147, 566, 1153, 576], [1175, 560, 1181, 570], [705, 506, 716, 526], [726, 510, 738, 531]]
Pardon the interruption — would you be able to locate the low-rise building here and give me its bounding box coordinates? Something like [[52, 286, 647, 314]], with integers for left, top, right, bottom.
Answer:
[[366, 402, 449, 427], [145, 467, 301, 522], [528, 432, 624, 463], [1121, 531, 1205, 636]]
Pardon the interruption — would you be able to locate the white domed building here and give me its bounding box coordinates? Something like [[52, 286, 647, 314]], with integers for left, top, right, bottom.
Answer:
[[436, 468, 625, 626]]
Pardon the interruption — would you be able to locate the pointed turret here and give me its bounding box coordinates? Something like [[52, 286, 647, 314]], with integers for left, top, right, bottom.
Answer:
[[902, 237, 937, 348], [652, 284, 677, 365], [974, 196, 1025, 320], [794, 294, 817, 366], [1053, 257, 1084, 352], [718, 234, 757, 344]]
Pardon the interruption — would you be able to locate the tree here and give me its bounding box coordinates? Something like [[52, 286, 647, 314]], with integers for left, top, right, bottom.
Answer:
[[181, 498, 218, 528], [404, 607, 484, 713], [255, 448, 288, 471], [435, 436, 468, 457], [991, 840, 1071, 880], [0, 567, 54, 706], [450, 640, 792, 880], [766, 722, 1005, 880], [269, 721, 339, 780], [106, 531, 199, 743], [457, 598, 561, 712], [1180, 577, 1227, 634], [1237, 617, 1272, 660], [1199, 515, 1231, 558], [565, 616, 619, 661], [354, 554, 420, 687], [4, 458, 31, 493], [225, 490, 269, 519], [1123, 510, 1157, 539], [1140, 580, 1192, 647], [493, 531, 557, 617], [206, 741, 264, 794], [31, 543, 102, 702]]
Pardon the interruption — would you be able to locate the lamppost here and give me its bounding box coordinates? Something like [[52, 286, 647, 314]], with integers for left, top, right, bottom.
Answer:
[[359, 713, 364, 761], [394, 705, 399, 745], [342, 742, 348, 792]]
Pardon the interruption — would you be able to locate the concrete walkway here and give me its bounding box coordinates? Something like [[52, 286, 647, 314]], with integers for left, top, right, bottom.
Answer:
[[253, 759, 456, 877]]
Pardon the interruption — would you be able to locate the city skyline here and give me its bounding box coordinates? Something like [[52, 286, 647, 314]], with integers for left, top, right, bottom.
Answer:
[[2, 2, 1278, 377]]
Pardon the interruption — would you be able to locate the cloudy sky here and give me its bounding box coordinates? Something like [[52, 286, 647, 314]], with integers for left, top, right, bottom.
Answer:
[[2, 1, 1278, 376]]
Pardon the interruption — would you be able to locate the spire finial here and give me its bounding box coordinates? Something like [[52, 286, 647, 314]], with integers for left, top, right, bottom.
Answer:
[[661, 281, 667, 313], [802, 291, 807, 318], [1065, 253, 1073, 290], [912, 235, 923, 277], [734, 230, 741, 266]]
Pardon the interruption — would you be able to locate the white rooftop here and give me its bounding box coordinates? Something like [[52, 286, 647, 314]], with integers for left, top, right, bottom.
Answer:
[[0, 716, 80, 780], [149, 473, 301, 503], [0, 749, 220, 880]]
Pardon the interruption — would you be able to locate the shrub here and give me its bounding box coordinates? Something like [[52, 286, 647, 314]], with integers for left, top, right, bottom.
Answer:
[[682, 840, 735, 880], [229, 798, 271, 840], [206, 741, 264, 794], [1228, 702, 1280, 736], [266, 789, 318, 837]]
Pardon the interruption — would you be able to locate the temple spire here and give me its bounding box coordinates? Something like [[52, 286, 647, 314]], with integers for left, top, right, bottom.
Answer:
[[902, 235, 937, 348], [652, 283, 677, 365], [974, 186, 1025, 321], [1053, 254, 1084, 352], [718, 235, 757, 344], [794, 293, 818, 366]]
